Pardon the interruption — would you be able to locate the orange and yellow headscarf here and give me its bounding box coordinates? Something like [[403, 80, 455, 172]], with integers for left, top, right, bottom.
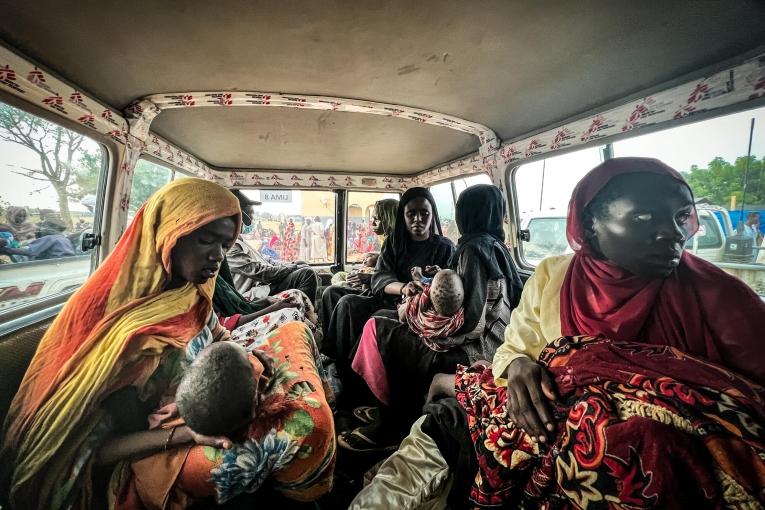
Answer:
[[2, 178, 240, 510]]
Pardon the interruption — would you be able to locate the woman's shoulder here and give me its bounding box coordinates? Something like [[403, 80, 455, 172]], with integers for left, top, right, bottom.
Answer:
[[531, 254, 574, 285]]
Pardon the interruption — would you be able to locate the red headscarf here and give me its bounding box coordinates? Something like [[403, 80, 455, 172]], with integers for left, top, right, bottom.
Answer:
[[560, 157, 765, 386]]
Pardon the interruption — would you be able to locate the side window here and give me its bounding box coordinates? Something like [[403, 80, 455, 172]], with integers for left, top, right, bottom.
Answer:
[[127, 159, 174, 223], [514, 146, 605, 266], [346, 191, 399, 264], [612, 106, 765, 294], [241, 190, 336, 265], [0, 100, 106, 315], [512, 105, 765, 295], [429, 173, 493, 244]]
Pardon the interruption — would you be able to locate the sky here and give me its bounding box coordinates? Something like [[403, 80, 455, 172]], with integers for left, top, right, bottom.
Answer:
[[3, 104, 765, 218], [1, 135, 102, 213]]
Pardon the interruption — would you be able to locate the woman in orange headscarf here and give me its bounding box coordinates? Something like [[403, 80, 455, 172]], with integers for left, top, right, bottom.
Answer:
[[2, 178, 334, 510]]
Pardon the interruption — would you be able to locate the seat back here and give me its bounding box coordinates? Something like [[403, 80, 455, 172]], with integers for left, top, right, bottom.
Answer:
[[0, 320, 50, 429]]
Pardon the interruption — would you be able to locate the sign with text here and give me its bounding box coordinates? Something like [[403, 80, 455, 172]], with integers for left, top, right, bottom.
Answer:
[[259, 190, 293, 203]]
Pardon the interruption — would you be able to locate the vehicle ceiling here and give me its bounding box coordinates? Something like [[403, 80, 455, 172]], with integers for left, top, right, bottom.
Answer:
[[1, 0, 764, 175]]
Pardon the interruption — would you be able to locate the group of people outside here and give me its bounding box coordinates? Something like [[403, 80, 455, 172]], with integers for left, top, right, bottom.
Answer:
[[0, 207, 87, 263], [2, 157, 764, 510]]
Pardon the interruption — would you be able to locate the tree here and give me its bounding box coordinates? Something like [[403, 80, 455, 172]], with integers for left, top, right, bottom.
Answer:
[[127, 160, 173, 217], [682, 156, 765, 207], [70, 150, 102, 200], [0, 103, 84, 228]]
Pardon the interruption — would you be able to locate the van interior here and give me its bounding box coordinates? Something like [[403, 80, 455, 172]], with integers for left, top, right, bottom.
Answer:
[[1, 1, 764, 508]]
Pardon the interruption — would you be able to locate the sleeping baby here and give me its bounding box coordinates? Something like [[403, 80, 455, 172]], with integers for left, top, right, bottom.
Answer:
[[399, 268, 465, 350]]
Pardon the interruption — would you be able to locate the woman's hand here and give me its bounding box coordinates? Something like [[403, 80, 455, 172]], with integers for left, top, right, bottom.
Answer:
[[401, 281, 424, 297], [347, 272, 372, 288], [505, 357, 557, 443], [426, 373, 456, 404]]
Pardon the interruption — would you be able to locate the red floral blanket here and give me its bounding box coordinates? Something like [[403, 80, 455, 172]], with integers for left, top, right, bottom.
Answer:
[[456, 336, 765, 509]]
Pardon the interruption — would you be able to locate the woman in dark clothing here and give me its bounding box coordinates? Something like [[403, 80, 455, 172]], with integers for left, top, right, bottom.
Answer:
[[319, 199, 398, 337], [340, 185, 523, 451], [322, 188, 455, 384]]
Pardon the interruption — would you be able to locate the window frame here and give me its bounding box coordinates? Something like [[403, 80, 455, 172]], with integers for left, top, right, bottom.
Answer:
[[0, 91, 116, 330], [427, 172, 493, 245], [505, 98, 765, 272]]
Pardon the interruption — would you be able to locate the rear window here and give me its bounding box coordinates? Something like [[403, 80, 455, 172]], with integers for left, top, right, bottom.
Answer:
[[240, 190, 336, 265], [0, 100, 106, 316]]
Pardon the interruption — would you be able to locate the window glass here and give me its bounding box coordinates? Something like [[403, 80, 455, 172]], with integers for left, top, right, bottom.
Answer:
[[346, 191, 399, 264], [0, 100, 105, 314], [612, 106, 765, 294], [241, 189, 336, 265], [523, 217, 572, 266], [513, 106, 765, 295], [127, 159, 174, 223], [430, 174, 493, 244], [514, 147, 604, 265]]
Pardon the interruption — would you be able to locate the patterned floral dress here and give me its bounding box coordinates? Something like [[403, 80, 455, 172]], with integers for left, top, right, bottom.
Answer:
[[110, 320, 335, 508]]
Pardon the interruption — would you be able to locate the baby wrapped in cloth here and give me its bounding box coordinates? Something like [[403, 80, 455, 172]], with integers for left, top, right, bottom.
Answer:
[[399, 268, 466, 350]]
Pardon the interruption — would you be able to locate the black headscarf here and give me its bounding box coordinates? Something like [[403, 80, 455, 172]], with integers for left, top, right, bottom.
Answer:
[[452, 184, 523, 331], [388, 187, 443, 259], [371, 187, 454, 297]]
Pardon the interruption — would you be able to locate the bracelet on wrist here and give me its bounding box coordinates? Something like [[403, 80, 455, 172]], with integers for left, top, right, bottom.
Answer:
[[164, 425, 178, 452]]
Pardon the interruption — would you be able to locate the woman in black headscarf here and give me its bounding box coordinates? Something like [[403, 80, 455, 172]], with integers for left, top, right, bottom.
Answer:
[[339, 184, 523, 451], [318, 198, 399, 338], [322, 188, 455, 389]]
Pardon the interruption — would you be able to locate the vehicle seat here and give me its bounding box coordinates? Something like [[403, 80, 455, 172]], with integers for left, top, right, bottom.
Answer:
[[0, 320, 49, 427]]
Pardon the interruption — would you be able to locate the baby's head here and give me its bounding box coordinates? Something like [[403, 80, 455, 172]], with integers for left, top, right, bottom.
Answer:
[[176, 342, 256, 437], [430, 269, 464, 316], [363, 252, 379, 268]]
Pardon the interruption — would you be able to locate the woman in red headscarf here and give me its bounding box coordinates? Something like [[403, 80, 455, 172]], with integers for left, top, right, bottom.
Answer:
[[351, 158, 765, 509]]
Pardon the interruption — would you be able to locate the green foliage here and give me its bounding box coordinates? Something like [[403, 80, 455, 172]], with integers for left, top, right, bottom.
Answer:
[[682, 156, 765, 207], [70, 150, 102, 199], [128, 160, 174, 216]]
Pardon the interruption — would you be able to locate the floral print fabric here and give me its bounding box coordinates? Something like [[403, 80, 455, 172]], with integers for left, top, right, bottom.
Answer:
[[112, 321, 335, 508], [456, 336, 765, 509]]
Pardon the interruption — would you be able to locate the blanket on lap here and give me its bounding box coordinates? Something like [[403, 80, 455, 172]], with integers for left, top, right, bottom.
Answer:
[[456, 336, 765, 509]]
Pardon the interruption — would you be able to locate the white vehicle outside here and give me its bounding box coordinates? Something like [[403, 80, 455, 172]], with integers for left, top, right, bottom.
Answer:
[[0, 255, 91, 312], [520, 205, 765, 294]]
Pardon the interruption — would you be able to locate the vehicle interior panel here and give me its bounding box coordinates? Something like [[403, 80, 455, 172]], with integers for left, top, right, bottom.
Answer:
[[0, 0, 763, 172]]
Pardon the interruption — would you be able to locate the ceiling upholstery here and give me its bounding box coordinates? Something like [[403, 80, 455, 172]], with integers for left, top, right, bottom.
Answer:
[[152, 107, 478, 173], [0, 0, 763, 173]]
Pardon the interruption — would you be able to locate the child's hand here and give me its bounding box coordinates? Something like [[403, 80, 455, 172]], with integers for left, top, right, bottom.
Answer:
[[184, 426, 233, 449], [424, 265, 441, 277], [401, 281, 424, 297]]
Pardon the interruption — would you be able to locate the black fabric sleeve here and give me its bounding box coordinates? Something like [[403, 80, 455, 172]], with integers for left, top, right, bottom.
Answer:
[[370, 239, 400, 298], [456, 245, 489, 334]]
